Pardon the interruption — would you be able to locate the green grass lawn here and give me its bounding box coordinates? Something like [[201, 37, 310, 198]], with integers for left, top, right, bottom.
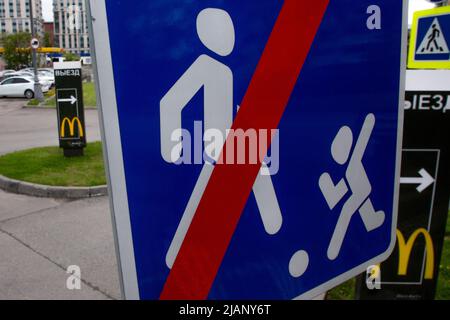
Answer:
[[0, 142, 105, 187], [82, 82, 97, 107], [436, 216, 450, 300], [327, 212, 450, 300], [27, 88, 56, 106], [327, 278, 356, 300], [44, 82, 97, 107]]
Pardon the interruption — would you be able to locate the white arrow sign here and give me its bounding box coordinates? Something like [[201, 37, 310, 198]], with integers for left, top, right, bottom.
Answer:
[[400, 168, 435, 193], [58, 96, 77, 105]]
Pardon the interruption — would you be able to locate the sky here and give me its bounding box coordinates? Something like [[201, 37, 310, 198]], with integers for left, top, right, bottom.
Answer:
[[408, 0, 438, 24], [42, 0, 54, 22], [41, 0, 437, 23]]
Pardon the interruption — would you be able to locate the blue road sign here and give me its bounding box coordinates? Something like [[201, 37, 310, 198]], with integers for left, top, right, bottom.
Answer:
[[89, 0, 406, 300], [409, 6, 450, 69]]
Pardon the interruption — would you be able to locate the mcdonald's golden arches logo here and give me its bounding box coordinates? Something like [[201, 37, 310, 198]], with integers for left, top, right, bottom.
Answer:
[[60, 117, 84, 138], [396, 228, 435, 280]]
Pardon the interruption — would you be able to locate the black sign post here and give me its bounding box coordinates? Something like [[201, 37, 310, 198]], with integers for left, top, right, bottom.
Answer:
[[356, 70, 450, 300], [54, 61, 86, 157]]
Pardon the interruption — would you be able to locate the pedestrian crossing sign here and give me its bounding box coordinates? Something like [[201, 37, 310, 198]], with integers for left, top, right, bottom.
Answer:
[[409, 6, 450, 69]]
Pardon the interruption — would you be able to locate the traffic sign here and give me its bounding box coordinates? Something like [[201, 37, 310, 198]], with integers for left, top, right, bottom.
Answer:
[[89, 0, 407, 299], [30, 38, 39, 49], [409, 6, 450, 69], [54, 61, 86, 157], [357, 70, 450, 300]]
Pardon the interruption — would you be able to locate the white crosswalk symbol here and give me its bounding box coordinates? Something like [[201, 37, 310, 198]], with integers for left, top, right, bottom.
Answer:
[[416, 18, 449, 55]]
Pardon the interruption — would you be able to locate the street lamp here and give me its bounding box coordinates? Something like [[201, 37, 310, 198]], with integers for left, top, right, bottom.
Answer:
[[29, 0, 44, 101]]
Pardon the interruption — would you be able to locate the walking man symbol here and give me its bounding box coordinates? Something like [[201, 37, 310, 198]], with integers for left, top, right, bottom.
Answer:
[[424, 23, 444, 53], [160, 8, 283, 269], [319, 114, 385, 261], [416, 18, 449, 56]]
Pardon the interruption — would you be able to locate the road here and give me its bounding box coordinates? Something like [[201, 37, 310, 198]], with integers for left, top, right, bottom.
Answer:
[[0, 98, 101, 155], [0, 98, 120, 299]]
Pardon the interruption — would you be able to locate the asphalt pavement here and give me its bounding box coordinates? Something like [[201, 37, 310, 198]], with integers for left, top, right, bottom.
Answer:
[[0, 98, 101, 155], [0, 98, 120, 299]]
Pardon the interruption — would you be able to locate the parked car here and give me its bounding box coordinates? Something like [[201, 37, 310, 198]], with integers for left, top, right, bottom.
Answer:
[[19, 68, 53, 75], [0, 76, 50, 99], [38, 71, 55, 87], [4, 71, 33, 79], [0, 70, 16, 77], [39, 68, 54, 74], [39, 69, 54, 77], [2, 72, 53, 89], [0, 73, 20, 82], [18, 68, 54, 79], [13, 71, 34, 77], [18, 68, 34, 73], [18, 71, 54, 87]]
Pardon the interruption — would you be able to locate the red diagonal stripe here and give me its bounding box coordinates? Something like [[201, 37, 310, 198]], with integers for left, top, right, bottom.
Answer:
[[160, 0, 329, 300]]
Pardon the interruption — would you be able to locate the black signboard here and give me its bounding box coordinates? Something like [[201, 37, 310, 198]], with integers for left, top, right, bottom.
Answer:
[[54, 61, 86, 157], [356, 70, 450, 300]]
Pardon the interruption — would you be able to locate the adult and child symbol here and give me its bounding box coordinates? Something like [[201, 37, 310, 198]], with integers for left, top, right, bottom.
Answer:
[[159, 8, 385, 277]]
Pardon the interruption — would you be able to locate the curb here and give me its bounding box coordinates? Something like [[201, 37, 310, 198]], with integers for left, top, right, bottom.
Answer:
[[0, 174, 107, 199]]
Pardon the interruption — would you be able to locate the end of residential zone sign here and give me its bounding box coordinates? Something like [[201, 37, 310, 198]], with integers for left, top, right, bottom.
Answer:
[[88, 0, 407, 300]]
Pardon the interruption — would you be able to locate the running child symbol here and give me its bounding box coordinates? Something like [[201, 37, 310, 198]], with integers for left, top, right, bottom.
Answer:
[[319, 114, 386, 261]]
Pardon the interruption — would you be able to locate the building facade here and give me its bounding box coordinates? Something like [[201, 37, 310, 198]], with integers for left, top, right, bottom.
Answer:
[[43, 21, 54, 46], [0, 0, 43, 36], [53, 0, 89, 55]]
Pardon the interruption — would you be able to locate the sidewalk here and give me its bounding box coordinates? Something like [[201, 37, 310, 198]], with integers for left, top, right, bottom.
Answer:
[[0, 98, 118, 299], [0, 189, 120, 299]]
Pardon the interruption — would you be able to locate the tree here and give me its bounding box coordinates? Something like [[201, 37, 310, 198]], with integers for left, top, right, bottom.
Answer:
[[63, 52, 80, 62], [43, 32, 52, 48], [1, 32, 32, 70]]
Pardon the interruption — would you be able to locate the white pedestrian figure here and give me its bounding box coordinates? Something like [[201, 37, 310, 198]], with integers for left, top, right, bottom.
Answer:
[[160, 8, 283, 269], [319, 114, 385, 261]]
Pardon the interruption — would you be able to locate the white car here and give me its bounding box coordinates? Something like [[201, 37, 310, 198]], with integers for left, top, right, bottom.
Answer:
[[20, 71, 55, 87], [38, 71, 55, 86], [0, 76, 50, 99], [7, 72, 53, 89], [19, 68, 35, 73], [14, 71, 34, 78], [0, 70, 16, 77], [39, 68, 54, 74]]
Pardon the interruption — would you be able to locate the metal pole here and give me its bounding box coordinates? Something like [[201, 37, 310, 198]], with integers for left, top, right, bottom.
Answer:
[[29, 0, 44, 101], [77, 7, 81, 57], [436, 0, 449, 7]]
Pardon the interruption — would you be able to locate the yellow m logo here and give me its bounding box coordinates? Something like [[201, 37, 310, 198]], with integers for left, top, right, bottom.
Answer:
[[396, 228, 435, 280], [60, 117, 84, 138]]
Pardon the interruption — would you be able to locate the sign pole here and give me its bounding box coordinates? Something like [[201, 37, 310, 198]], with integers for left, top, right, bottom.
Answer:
[[29, 0, 44, 102]]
